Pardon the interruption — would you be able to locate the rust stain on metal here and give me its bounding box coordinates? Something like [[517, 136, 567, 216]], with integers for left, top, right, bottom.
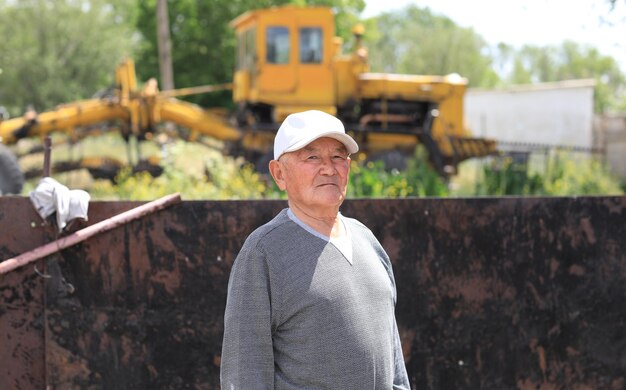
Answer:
[[568, 263, 586, 276]]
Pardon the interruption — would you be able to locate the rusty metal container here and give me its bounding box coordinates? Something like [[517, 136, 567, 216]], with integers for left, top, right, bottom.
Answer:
[[1, 196, 625, 389]]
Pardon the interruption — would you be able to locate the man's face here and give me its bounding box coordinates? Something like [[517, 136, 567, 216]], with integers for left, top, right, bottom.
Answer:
[[270, 137, 351, 212]]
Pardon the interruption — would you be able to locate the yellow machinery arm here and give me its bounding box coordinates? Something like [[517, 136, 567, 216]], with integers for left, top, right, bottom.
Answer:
[[0, 99, 129, 144], [0, 58, 241, 146], [156, 99, 240, 142], [0, 58, 245, 193]]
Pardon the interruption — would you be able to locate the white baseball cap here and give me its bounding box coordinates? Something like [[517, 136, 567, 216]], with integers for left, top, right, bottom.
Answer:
[[273, 110, 359, 160]]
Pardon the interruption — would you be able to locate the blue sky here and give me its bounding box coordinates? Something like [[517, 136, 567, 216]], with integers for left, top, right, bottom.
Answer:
[[362, 0, 626, 72]]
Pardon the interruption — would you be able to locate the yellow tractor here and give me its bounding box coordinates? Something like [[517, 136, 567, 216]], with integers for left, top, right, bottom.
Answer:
[[229, 6, 496, 171], [0, 5, 496, 195]]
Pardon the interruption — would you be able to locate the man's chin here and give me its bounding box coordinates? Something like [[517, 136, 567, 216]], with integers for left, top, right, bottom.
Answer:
[[316, 192, 346, 206]]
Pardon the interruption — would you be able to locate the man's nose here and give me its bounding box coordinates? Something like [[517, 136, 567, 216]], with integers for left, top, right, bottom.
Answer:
[[319, 156, 336, 175]]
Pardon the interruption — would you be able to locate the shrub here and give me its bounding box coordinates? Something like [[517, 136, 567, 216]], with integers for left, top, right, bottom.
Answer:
[[88, 141, 623, 200], [458, 151, 624, 196], [90, 141, 275, 200], [543, 153, 624, 196], [348, 146, 449, 198]]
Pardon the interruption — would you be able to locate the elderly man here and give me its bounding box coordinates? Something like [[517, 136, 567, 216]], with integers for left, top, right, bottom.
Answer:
[[221, 110, 410, 389]]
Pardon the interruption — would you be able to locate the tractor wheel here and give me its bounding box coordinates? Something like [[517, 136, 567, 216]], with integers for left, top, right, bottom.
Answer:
[[0, 143, 24, 195]]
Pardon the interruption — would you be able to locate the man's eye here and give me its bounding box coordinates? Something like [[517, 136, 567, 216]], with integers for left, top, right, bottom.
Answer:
[[307, 155, 319, 160]]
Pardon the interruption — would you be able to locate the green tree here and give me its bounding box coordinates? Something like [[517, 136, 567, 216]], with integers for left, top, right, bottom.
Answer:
[[363, 5, 499, 88], [135, 0, 283, 109], [0, 0, 137, 116], [508, 58, 533, 85], [506, 41, 626, 112]]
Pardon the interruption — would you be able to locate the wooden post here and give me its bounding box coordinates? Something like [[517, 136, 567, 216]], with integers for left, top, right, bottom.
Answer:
[[42, 136, 52, 177], [157, 0, 174, 91]]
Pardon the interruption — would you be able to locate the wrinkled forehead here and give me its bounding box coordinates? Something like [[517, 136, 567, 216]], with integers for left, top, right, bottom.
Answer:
[[299, 137, 349, 154]]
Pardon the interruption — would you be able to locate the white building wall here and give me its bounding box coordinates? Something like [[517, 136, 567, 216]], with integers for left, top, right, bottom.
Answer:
[[465, 80, 596, 150]]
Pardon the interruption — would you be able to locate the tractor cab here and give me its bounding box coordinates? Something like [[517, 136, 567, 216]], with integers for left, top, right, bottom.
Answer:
[[230, 6, 337, 124]]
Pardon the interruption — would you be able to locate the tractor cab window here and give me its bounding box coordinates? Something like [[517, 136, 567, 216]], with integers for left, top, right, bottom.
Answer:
[[236, 27, 256, 71], [299, 27, 323, 63], [266, 26, 290, 64]]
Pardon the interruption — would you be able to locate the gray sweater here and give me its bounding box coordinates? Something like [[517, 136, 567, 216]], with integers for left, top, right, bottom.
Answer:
[[221, 209, 410, 389]]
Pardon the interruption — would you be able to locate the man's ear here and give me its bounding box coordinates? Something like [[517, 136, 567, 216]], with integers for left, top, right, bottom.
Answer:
[[269, 159, 287, 191]]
